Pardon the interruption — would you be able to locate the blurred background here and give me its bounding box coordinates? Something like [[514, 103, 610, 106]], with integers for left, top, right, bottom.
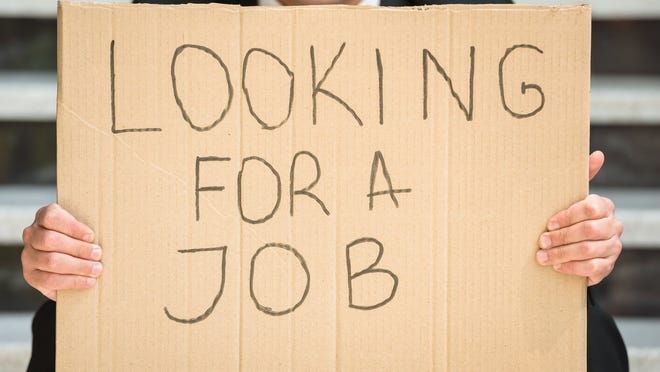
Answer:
[[0, 0, 658, 371]]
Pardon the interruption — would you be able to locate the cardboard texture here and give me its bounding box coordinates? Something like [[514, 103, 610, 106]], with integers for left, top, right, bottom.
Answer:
[[56, 2, 591, 370]]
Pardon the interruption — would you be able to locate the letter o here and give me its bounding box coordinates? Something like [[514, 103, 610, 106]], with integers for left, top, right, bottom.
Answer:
[[237, 156, 282, 224], [249, 243, 311, 316], [242, 48, 294, 130], [171, 44, 234, 131]]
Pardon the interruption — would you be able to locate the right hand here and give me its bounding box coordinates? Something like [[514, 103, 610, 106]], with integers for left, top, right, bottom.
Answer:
[[21, 203, 103, 301]]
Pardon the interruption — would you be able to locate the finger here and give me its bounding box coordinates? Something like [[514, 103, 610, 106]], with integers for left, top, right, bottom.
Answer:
[[540, 217, 617, 248], [28, 249, 103, 278], [43, 290, 56, 302], [588, 275, 607, 287], [28, 226, 102, 261], [546, 194, 615, 231], [35, 204, 94, 242], [552, 257, 616, 286], [28, 270, 97, 292], [589, 150, 605, 181], [536, 235, 621, 266], [615, 219, 624, 236]]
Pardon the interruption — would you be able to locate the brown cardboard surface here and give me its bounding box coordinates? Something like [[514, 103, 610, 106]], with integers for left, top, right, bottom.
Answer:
[[56, 2, 590, 370]]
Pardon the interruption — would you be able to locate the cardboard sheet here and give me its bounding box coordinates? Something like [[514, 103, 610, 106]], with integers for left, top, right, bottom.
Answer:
[[57, 2, 590, 370]]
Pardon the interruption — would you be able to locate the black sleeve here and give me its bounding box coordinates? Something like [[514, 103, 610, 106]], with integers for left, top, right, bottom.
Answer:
[[587, 287, 629, 372], [27, 300, 56, 372]]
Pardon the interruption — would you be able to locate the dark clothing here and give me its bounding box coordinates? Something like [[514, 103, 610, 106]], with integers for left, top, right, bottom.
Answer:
[[27, 300, 55, 372], [588, 289, 629, 372], [30, 0, 627, 371]]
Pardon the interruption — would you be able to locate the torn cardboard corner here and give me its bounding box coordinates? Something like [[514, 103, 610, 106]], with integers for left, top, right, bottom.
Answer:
[[57, 2, 591, 371]]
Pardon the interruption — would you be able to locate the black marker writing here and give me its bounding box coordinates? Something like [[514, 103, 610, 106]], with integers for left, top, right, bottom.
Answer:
[[250, 243, 311, 316], [289, 151, 330, 216], [237, 156, 282, 224], [242, 48, 294, 130], [346, 237, 398, 310], [367, 151, 411, 210], [171, 44, 233, 131], [164, 246, 227, 324], [423, 46, 475, 122], [110, 40, 162, 133], [195, 156, 230, 221], [310, 42, 363, 126], [499, 44, 545, 119], [376, 48, 384, 125]]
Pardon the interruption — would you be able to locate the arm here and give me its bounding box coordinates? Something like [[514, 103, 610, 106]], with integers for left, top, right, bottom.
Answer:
[[536, 151, 624, 286], [21, 204, 103, 301]]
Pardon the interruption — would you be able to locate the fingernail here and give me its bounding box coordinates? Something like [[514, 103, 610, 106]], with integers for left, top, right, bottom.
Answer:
[[547, 220, 559, 231], [90, 246, 102, 260], [536, 250, 548, 264], [91, 262, 103, 276], [85, 277, 97, 287], [553, 264, 562, 270], [539, 234, 552, 249]]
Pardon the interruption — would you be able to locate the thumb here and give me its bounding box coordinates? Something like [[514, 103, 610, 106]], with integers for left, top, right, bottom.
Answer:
[[589, 150, 605, 181]]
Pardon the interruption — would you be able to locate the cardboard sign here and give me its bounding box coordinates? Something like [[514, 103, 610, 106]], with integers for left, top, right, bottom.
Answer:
[[56, 2, 590, 370]]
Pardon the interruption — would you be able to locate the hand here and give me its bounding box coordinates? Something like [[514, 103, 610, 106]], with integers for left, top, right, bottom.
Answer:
[[21, 203, 103, 301], [536, 151, 623, 286]]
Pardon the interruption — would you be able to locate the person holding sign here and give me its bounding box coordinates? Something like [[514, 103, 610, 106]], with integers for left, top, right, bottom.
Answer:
[[21, 0, 627, 371]]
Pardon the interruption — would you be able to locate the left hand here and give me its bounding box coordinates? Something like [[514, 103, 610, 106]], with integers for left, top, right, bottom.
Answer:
[[536, 151, 623, 286]]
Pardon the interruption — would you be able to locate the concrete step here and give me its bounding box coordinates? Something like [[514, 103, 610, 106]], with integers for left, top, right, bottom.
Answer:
[[515, 0, 660, 20], [618, 317, 660, 349], [591, 76, 660, 125], [592, 188, 660, 249], [0, 72, 55, 122], [0, 343, 30, 372], [629, 348, 660, 372], [0, 312, 32, 372], [1, 72, 660, 124], [617, 317, 660, 372], [0, 0, 131, 19], [0, 186, 55, 245]]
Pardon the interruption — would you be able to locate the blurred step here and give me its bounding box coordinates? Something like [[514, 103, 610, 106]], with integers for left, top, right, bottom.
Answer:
[[0, 0, 131, 19], [591, 76, 660, 125], [0, 312, 32, 372], [0, 342, 30, 372], [629, 348, 660, 372], [593, 188, 660, 249], [616, 317, 660, 372], [0, 72, 56, 122], [0, 313, 32, 343], [617, 317, 660, 349], [1, 72, 659, 124], [0, 186, 55, 245], [515, 0, 660, 20]]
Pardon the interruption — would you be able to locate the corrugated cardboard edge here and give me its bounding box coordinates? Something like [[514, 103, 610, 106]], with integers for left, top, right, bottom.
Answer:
[[55, 3, 591, 370]]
